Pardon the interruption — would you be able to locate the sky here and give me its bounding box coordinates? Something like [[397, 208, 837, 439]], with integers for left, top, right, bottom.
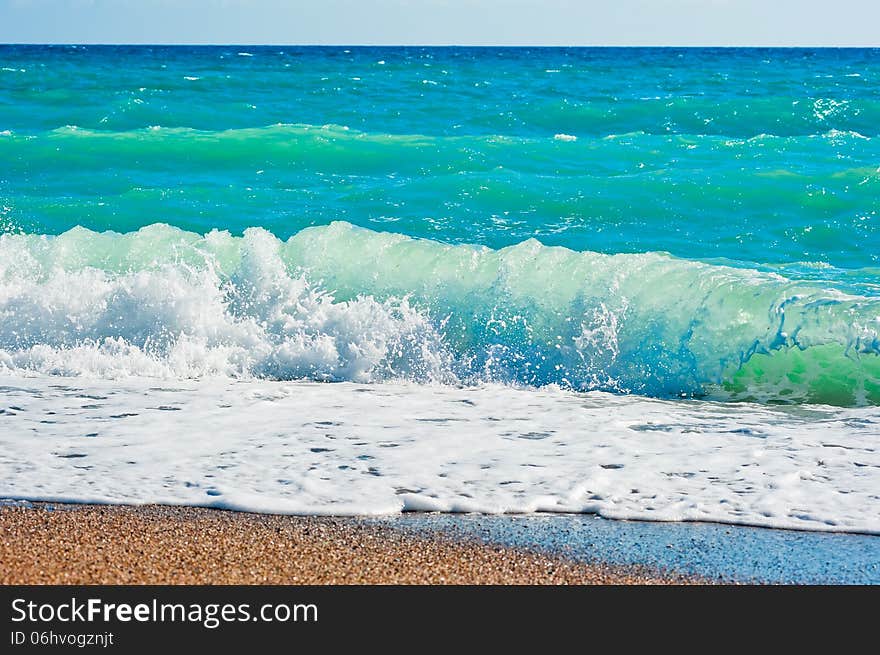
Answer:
[[1, 0, 879, 47]]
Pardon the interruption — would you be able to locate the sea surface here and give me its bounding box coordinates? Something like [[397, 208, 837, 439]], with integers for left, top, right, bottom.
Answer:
[[0, 46, 878, 532]]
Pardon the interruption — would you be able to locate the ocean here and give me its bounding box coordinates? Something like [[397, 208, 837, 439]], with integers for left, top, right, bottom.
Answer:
[[0, 46, 878, 532]]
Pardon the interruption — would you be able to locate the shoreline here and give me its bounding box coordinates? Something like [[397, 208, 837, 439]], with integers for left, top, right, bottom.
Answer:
[[5, 374, 877, 534], [0, 502, 693, 585], [3, 501, 878, 584]]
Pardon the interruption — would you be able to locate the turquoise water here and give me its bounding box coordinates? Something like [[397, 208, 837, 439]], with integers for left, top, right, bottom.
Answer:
[[1, 46, 879, 405]]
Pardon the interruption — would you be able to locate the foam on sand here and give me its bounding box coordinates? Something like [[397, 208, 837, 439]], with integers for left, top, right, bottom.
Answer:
[[1, 375, 877, 532]]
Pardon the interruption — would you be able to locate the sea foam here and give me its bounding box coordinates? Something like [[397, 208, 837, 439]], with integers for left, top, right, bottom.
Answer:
[[1, 375, 877, 532]]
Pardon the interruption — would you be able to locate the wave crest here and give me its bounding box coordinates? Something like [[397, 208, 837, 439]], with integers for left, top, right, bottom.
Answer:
[[1, 222, 878, 405]]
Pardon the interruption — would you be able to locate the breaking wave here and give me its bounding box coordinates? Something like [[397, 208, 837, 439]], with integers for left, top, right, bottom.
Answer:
[[1, 221, 878, 405]]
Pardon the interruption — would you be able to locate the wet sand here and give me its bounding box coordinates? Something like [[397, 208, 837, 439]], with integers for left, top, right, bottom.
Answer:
[[0, 503, 694, 585]]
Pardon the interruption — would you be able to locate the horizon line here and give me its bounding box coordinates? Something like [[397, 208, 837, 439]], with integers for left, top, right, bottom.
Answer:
[[3, 42, 880, 49]]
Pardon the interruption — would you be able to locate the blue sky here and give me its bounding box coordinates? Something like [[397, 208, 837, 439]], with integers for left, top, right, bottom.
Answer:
[[1, 0, 879, 46]]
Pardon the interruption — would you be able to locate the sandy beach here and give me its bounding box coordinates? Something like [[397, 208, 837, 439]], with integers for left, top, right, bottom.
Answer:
[[0, 503, 694, 585]]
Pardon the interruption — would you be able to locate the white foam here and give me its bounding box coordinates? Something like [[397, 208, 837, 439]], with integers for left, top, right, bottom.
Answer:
[[554, 133, 577, 142], [0, 227, 451, 383], [1, 375, 877, 532]]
